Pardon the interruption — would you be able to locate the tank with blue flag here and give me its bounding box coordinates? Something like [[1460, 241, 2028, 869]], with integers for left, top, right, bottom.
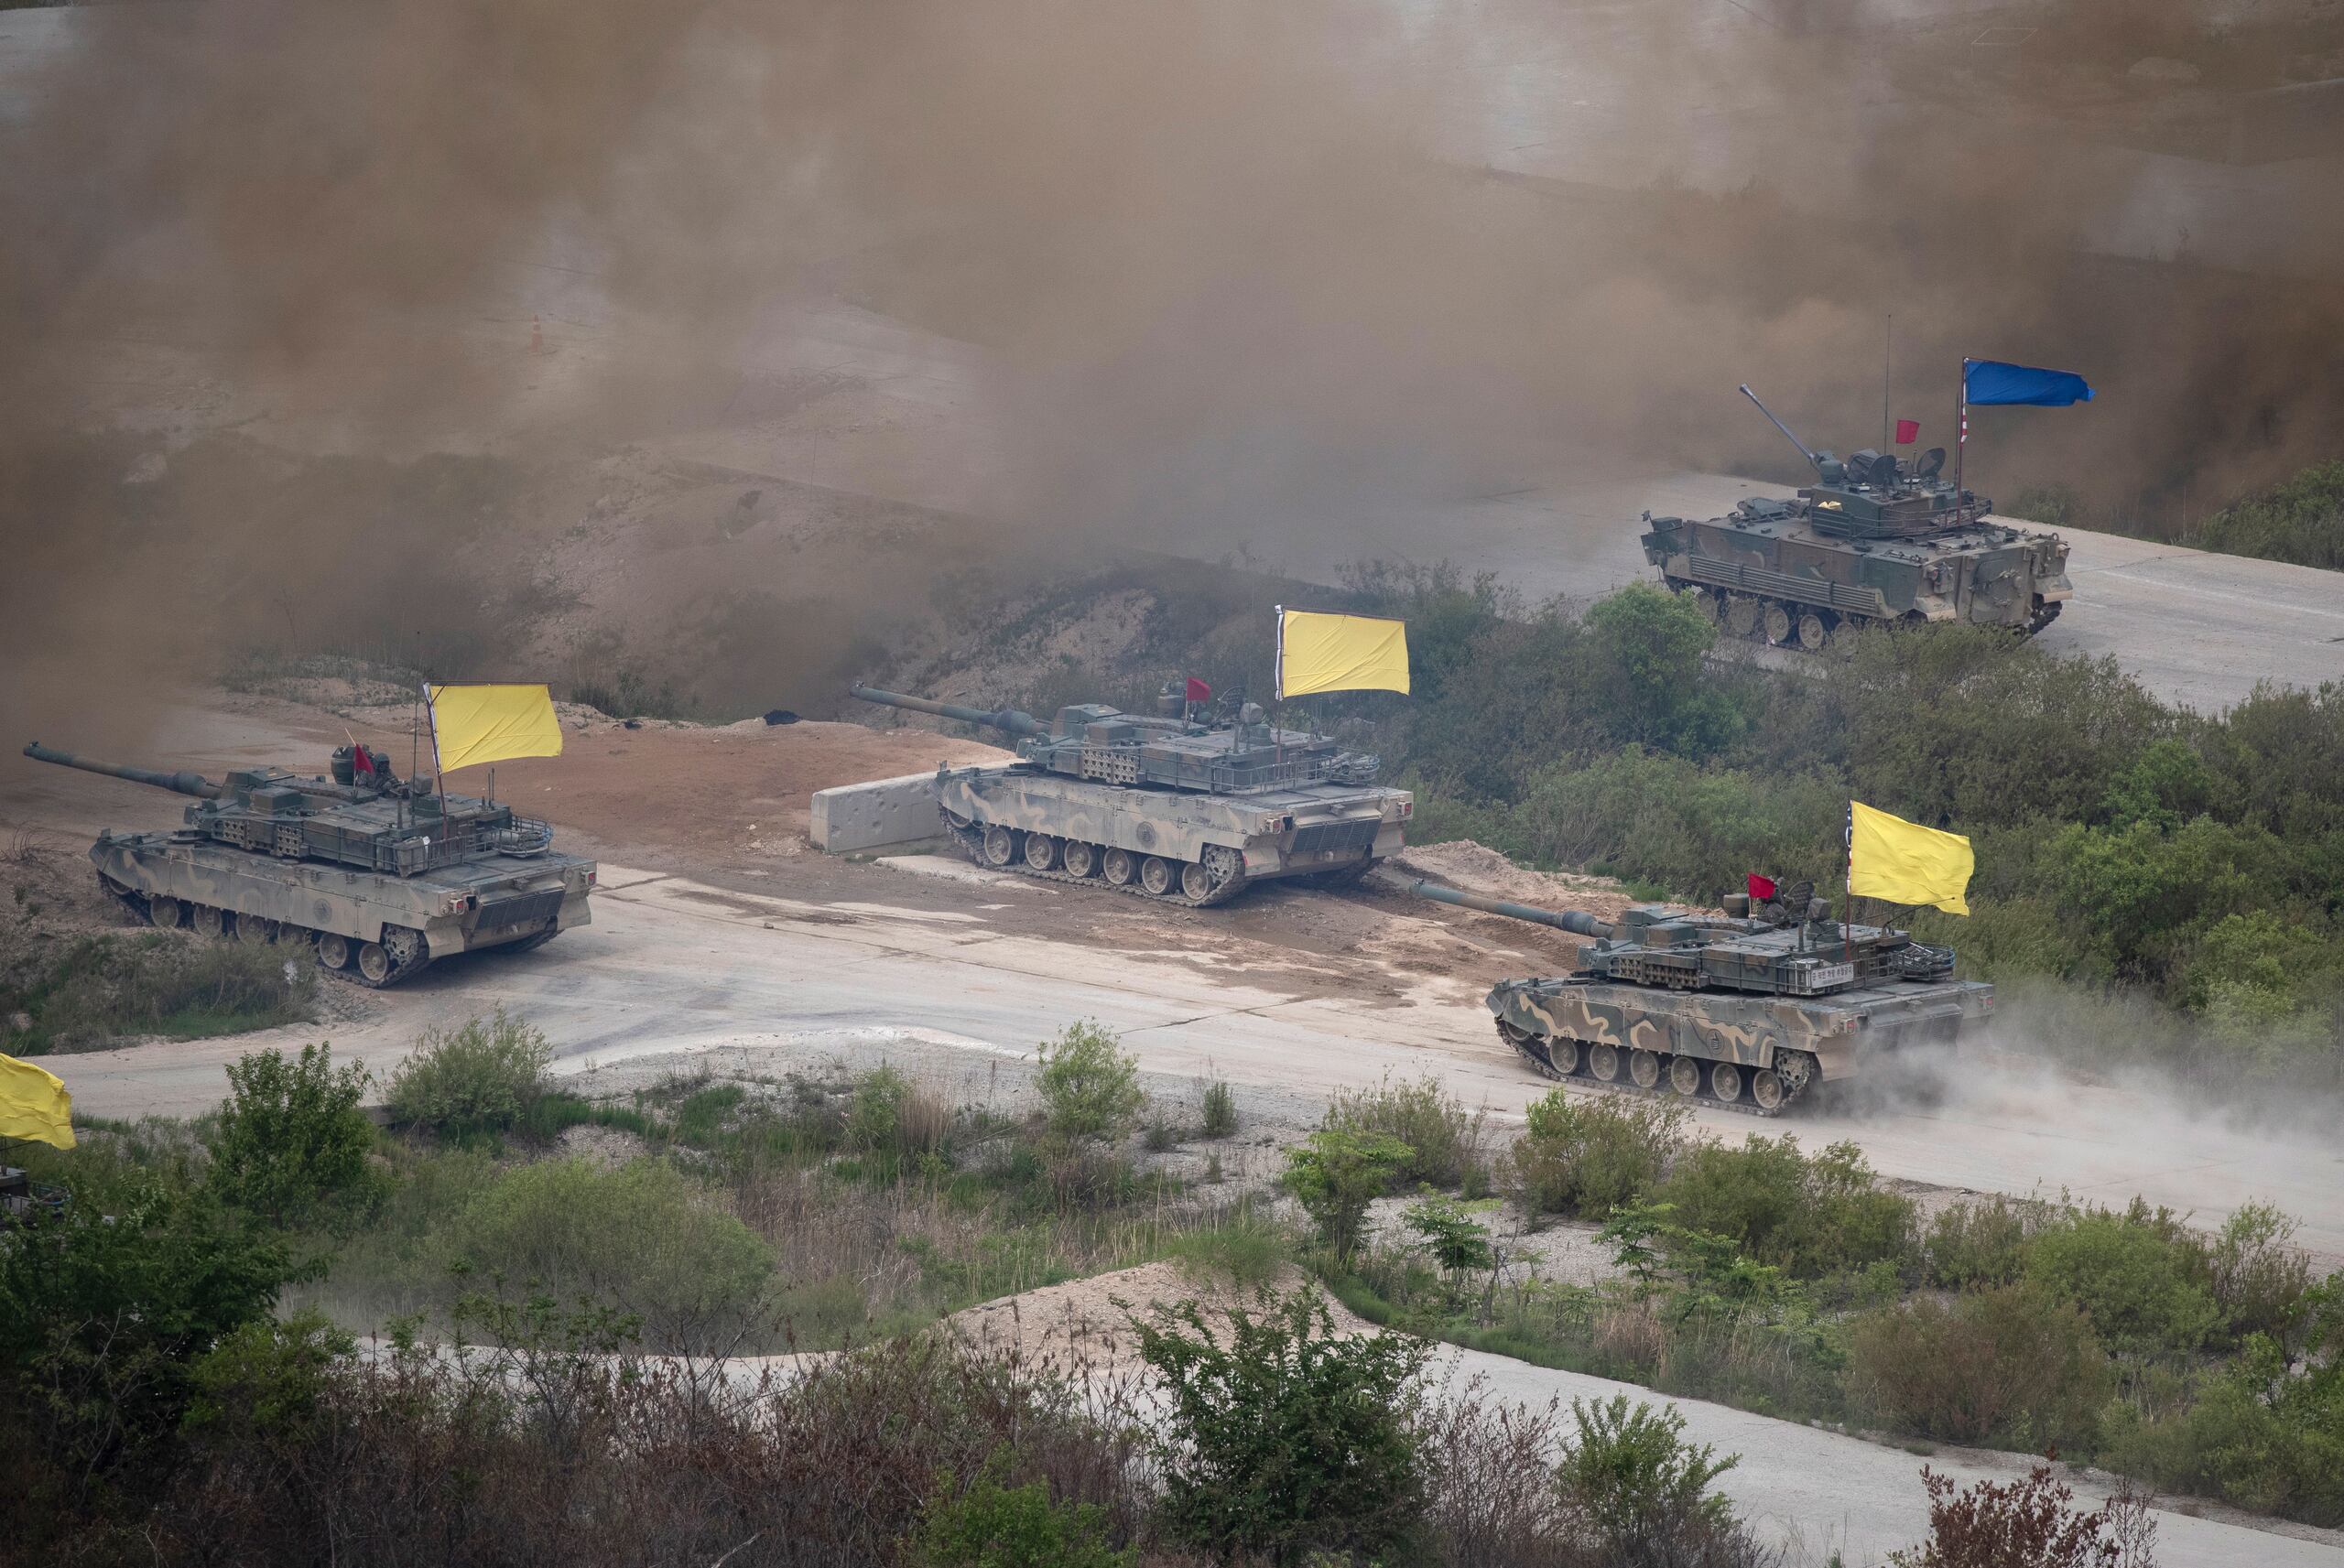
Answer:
[[1638, 384, 2075, 651]]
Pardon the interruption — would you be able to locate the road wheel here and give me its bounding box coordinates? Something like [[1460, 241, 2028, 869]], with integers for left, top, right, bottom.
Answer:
[[1763, 602, 1792, 643], [1023, 833, 1060, 871], [1629, 1048, 1662, 1089], [1724, 596, 1760, 638], [315, 932, 351, 970], [356, 943, 394, 985], [1547, 1036, 1580, 1075], [1062, 841, 1099, 878], [190, 903, 225, 939], [149, 895, 184, 929], [1139, 856, 1175, 897], [1797, 611, 1829, 651], [1103, 849, 1136, 886], [1709, 1061, 1743, 1103], [982, 826, 1017, 867], [235, 916, 280, 944], [1750, 1069, 1786, 1112], [1668, 1055, 1702, 1095], [1180, 861, 1213, 901], [1687, 587, 1719, 623], [1588, 1044, 1621, 1082]]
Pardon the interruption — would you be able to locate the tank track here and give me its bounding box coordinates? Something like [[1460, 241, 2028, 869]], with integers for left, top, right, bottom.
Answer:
[[939, 812, 1253, 908], [1497, 1020, 1814, 1119], [107, 874, 432, 989]]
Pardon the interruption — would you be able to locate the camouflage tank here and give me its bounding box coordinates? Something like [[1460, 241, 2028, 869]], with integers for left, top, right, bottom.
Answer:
[[1411, 879, 1991, 1115], [851, 682, 1412, 903], [23, 741, 595, 988], [1640, 385, 2072, 650]]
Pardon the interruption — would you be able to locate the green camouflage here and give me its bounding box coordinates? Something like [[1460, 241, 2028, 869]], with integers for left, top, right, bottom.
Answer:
[[1641, 386, 2072, 649], [26, 741, 593, 988], [854, 684, 1411, 904]]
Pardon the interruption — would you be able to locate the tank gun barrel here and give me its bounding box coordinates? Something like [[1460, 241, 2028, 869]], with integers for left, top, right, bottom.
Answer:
[[849, 684, 1045, 738], [1739, 384, 1821, 472], [1409, 880, 1612, 938], [23, 742, 222, 800]]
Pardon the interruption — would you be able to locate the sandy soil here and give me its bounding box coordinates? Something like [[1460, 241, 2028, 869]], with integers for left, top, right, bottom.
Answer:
[[946, 1260, 1374, 1376]]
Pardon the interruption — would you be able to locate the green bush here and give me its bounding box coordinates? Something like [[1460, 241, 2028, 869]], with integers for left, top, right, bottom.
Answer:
[[1507, 1090, 1686, 1223], [845, 1065, 949, 1159], [207, 1043, 382, 1227], [1034, 1022, 1143, 1148], [1132, 1289, 1429, 1563], [2, 930, 313, 1052], [1846, 1283, 2111, 1451], [384, 1008, 553, 1134], [1555, 1394, 1740, 1560], [2100, 1370, 2344, 1525], [2207, 1202, 2316, 1346], [2024, 1205, 2220, 1360], [443, 1158, 772, 1346], [1199, 1078, 1238, 1139], [913, 1458, 1133, 1568], [1652, 1136, 1915, 1279], [2195, 457, 2344, 569], [1326, 1071, 1488, 1191], [1922, 1195, 2046, 1291], [1282, 1128, 1412, 1266]]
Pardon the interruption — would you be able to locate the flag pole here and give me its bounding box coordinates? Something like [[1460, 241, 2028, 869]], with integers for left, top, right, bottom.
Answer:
[[1881, 315, 1893, 454], [1952, 358, 1970, 514]]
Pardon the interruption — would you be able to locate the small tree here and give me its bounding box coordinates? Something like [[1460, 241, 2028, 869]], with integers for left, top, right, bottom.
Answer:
[[208, 1043, 381, 1226], [1556, 1395, 1741, 1564], [914, 1455, 1133, 1568], [1199, 1078, 1239, 1140], [1282, 1128, 1412, 1268], [1035, 1021, 1143, 1148], [1405, 1197, 1495, 1292], [1132, 1288, 1429, 1563]]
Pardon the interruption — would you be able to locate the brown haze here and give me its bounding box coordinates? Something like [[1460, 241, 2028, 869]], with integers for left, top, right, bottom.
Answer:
[[2, 0, 2340, 731]]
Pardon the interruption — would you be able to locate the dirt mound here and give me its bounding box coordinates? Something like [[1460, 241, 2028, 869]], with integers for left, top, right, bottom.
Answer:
[[945, 1260, 1374, 1374]]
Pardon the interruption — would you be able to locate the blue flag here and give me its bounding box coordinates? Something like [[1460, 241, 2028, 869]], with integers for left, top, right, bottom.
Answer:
[[1964, 359, 2093, 406]]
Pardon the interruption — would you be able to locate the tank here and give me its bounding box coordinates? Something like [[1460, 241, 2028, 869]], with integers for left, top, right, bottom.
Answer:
[[23, 741, 595, 988], [850, 682, 1413, 903], [1639, 385, 2073, 650], [1410, 878, 1991, 1115]]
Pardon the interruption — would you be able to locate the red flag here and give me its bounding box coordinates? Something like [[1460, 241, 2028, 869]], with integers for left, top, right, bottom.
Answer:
[[1185, 676, 1212, 704], [1894, 418, 1920, 445], [351, 743, 376, 777], [1747, 872, 1777, 902]]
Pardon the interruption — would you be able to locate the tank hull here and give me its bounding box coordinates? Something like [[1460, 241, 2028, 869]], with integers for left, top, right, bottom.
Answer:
[[91, 828, 595, 987], [1488, 971, 1991, 1116], [936, 765, 1410, 904], [1644, 514, 2072, 649]]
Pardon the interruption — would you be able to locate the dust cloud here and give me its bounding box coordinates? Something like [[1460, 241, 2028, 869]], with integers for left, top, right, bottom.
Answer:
[[2, 0, 2339, 732]]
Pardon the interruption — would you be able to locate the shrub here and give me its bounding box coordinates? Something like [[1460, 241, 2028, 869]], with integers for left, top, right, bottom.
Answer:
[[2100, 1371, 2344, 1525], [1924, 1195, 2046, 1291], [2206, 1202, 2315, 1346], [207, 1043, 381, 1227], [1507, 1090, 1686, 1223], [2025, 1206, 2220, 1360], [1132, 1288, 1429, 1562], [1888, 1461, 2158, 1568], [1555, 1395, 1740, 1563], [443, 1158, 772, 1347], [1653, 1135, 1915, 1279], [1847, 1283, 2111, 1451], [1405, 1196, 1495, 1286], [5, 931, 313, 1051], [847, 1065, 950, 1159], [384, 1008, 553, 1134], [1283, 1128, 1412, 1266], [913, 1457, 1133, 1568], [1327, 1071, 1488, 1191], [1034, 1022, 1143, 1148], [1199, 1078, 1238, 1139]]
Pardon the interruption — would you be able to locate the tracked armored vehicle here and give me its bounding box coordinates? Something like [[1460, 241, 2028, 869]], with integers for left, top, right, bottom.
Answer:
[[24, 741, 595, 988], [851, 683, 1412, 904], [1411, 879, 1991, 1115], [1640, 385, 2071, 650]]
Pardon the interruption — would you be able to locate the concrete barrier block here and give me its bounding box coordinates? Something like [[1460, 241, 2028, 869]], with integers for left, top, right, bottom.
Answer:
[[811, 768, 1010, 854]]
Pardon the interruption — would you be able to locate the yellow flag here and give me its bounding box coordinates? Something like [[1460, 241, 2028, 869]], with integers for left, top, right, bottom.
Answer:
[[427, 684, 563, 773], [1276, 609, 1410, 699], [0, 1053, 75, 1150], [1849, 800, 1974, 915]]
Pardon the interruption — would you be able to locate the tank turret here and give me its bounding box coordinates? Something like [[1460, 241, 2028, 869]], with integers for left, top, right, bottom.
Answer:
[[1637, 384, 2073, 650], [848, 679, 1412, 904], [25, 737, 595, 989], [1408, 879, 1990, 1113]]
